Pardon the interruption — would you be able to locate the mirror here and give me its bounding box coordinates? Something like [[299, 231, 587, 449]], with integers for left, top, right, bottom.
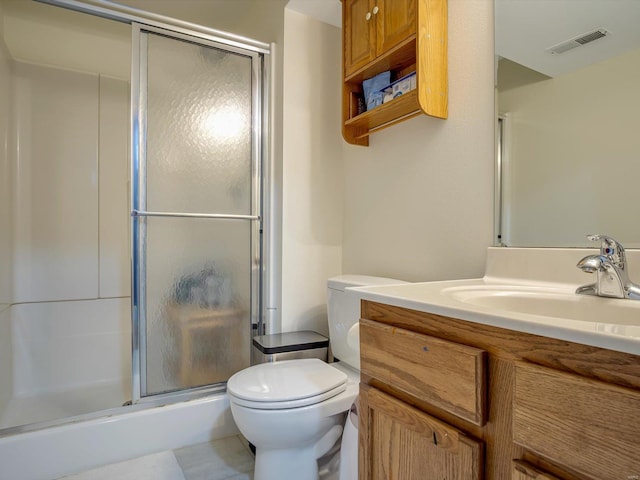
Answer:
[[495, 0, 640, 248]]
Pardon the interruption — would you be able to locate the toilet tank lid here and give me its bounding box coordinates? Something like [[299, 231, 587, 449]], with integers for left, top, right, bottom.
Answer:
[[328, 275, 407, 292]]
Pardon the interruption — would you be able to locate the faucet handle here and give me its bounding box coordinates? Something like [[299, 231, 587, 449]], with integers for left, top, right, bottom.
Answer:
[[587, 234, 626, 267]]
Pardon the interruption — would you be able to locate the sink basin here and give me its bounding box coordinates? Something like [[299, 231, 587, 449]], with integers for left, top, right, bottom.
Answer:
[[442, 285, 640, 326]]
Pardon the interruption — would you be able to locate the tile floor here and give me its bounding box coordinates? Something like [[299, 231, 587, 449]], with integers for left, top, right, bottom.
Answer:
[[58, 435, 254, 480]]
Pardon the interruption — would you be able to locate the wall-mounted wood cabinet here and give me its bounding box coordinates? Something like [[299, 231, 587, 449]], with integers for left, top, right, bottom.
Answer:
[[342, 0, 447, 146], [359, 300, 640, 480]]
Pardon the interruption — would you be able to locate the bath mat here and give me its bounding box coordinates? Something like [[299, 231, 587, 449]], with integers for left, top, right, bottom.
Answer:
[[61, 451, 186, 480]]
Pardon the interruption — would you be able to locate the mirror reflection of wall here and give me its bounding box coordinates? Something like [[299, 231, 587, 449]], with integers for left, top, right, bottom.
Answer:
[[495, 0, 640, 248]]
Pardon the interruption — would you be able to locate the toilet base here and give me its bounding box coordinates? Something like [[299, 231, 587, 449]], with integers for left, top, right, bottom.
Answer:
[[253, 424, 343, 480], [254, 447, 320, 480]]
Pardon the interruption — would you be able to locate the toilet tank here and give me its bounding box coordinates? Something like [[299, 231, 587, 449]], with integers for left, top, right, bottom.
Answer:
[[327, 275, 407, 371]]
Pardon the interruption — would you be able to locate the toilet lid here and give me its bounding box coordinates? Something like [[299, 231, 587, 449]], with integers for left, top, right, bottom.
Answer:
[[227, 358, 348, 409]]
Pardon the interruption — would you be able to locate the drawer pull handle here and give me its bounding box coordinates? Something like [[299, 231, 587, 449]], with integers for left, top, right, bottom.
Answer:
[[433, 431, 438, 445], [423, 346, 429, 352]]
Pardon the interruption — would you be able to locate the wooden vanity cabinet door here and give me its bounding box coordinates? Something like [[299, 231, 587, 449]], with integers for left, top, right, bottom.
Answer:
[[359, 384, 483, 480], [344, 0, 376, 77], [513, 362, 640, 480]]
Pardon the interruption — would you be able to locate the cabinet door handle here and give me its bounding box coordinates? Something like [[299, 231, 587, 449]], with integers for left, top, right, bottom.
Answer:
[[372, 6, 379, 14], [365, 11, 372, 21]]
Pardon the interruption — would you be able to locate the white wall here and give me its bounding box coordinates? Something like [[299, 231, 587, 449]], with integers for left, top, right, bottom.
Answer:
[[342, 0, 495, 282], [498, 48, 640, 247], [281, 9, 343, 335]]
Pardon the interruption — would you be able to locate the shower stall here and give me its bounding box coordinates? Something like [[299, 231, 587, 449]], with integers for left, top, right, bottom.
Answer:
[[0, 1, 271, 476]]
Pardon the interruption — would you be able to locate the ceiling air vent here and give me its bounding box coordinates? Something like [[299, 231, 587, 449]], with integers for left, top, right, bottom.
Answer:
[[546, 28, 610, 55]]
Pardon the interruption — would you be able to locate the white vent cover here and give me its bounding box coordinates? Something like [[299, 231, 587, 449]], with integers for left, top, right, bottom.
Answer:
[[546, 28, 611, 55]]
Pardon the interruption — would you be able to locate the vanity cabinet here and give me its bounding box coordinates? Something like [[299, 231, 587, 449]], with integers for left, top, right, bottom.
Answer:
[[341, 0, 447, 146], [358, 300, 640, 480]]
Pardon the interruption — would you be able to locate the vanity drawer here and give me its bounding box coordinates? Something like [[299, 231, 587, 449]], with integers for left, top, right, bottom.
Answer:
[[513, 362, 640, 480], [511, 460, 560, 480], [360, 318, 486, 425]]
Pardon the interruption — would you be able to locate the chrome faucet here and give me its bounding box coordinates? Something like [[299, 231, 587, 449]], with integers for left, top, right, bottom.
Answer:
[[576, 234, 640, 299]]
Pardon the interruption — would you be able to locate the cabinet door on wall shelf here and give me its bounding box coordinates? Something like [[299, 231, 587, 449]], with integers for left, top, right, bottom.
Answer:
[[344, 0, 376, 76], [375, 0, 416, 57], [359, 385, 483, 480]]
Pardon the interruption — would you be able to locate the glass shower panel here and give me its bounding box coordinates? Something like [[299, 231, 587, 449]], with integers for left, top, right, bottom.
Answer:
[[146, 33, 253, 216], [136, 28, 259, 399], [144, 216, 251, 395]]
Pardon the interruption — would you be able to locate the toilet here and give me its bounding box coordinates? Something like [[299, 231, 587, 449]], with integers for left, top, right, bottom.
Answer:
[[227, 275, 406, 480]]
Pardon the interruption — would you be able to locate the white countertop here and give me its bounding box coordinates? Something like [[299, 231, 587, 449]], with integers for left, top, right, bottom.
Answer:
[[348, 278, 640, 355], [346, 248, 640, 356]]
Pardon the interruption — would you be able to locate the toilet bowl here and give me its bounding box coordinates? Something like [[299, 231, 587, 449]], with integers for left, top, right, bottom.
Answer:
[[227, 275, 406, 480], [228, 359, 359, 480]]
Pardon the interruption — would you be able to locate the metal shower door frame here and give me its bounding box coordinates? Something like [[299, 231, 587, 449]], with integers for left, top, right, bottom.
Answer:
[[130, 23, 266, 404]]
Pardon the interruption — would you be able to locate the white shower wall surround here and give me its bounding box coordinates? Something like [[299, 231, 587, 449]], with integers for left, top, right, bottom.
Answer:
[[0, 306, 11, 417], [11, 61, 130, 303], [0, 59, 131, 429], [1, 298, 131, 429]]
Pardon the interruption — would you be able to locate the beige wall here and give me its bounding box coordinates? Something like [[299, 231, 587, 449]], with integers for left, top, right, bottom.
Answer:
[[342, 0, 495, 282], [498, 47, 640, 247], [0, 0, 12, 410], [281, 9, 343, 335], [2, 0, 130, 79], [0, 3, 11, 310], [118, 0, 287, 45]]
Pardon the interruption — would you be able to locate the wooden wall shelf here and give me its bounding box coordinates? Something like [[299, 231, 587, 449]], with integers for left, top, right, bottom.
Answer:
[[341, 0, 447, 146], [344, 90, 421, 137]]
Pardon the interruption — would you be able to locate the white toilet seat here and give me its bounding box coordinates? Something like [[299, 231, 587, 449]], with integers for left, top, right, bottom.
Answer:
[[227, 358, 348, 410], [229, 383, 347, 409]]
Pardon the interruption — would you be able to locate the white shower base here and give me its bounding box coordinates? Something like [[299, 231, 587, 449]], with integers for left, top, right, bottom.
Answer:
[[0, 380, 130, 430], [0, 393, 238, 480]]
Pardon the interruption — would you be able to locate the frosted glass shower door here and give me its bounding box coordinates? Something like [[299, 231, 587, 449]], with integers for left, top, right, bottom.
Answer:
[[131, 25, 263, 400]]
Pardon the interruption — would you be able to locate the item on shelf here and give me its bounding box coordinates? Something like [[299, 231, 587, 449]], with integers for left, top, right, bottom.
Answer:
[[381, 72, 417, 104], [362, 71, 390, 111]]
